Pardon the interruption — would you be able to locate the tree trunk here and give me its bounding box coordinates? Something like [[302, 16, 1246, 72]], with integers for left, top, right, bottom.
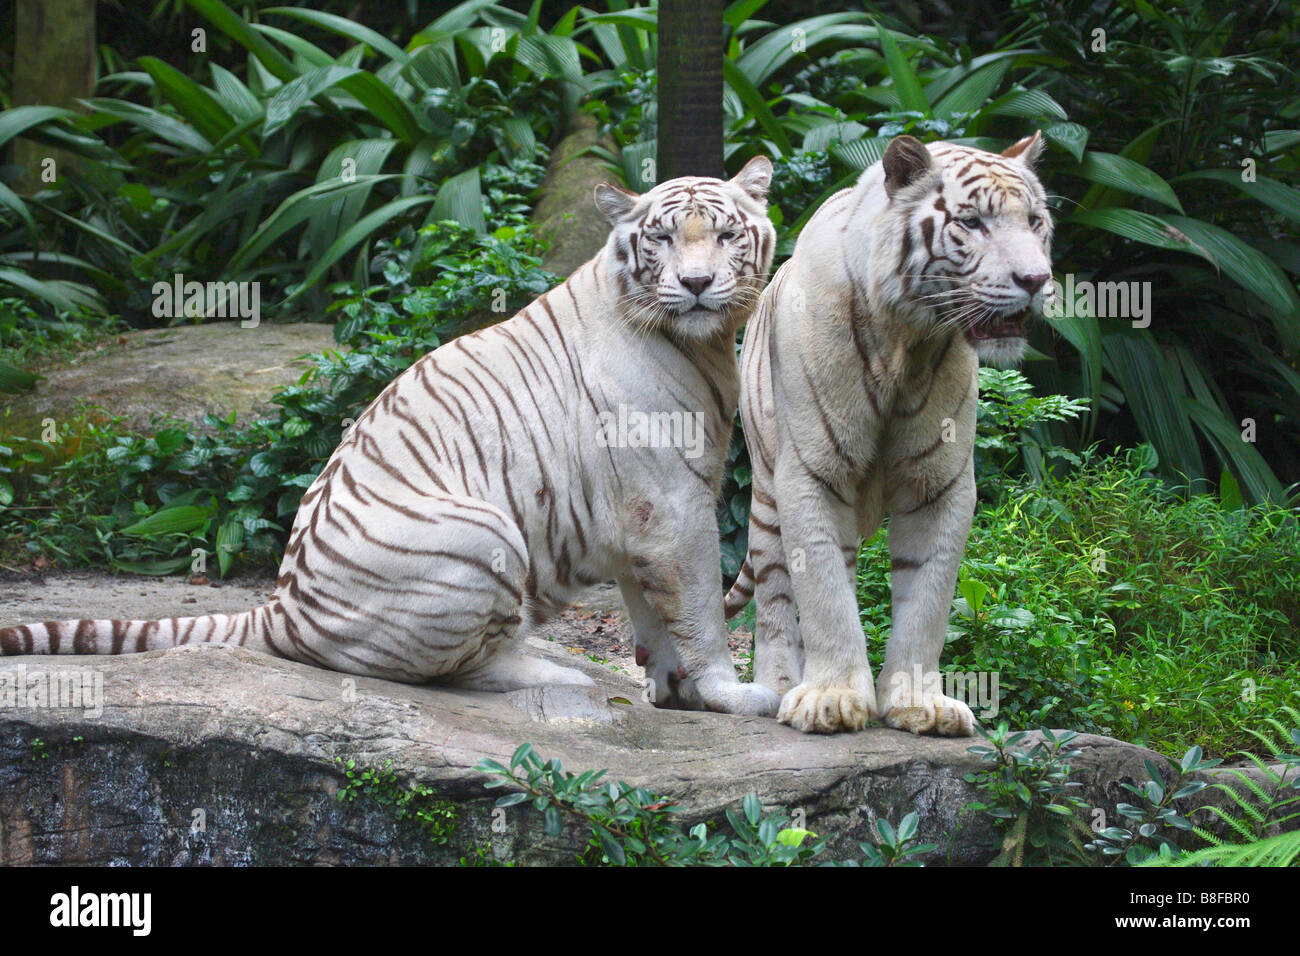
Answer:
[[10, 0, 97, 194], [656, 0, 724, 182]]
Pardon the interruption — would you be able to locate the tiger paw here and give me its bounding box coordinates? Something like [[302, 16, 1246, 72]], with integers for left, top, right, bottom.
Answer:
[[700, 679, 780, 717], [879, 693, 976, 737], [777, 679, 875, 734]]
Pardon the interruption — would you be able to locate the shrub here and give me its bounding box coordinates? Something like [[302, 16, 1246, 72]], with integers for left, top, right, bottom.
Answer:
[[857, 445, 1300, 756]]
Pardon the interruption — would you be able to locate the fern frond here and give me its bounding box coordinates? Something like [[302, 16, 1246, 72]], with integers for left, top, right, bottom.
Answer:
[[1235, 750, 1282, 783], [1191, 825, 1223, 847], [1242, 724, 1287, 756], [1151, 829, 1300, 867], [1196, 803, 1259, 841]]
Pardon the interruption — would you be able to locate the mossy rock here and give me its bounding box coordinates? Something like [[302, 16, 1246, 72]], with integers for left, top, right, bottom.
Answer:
[[1, 321, 337, 439], [531, 115, 620, 279]]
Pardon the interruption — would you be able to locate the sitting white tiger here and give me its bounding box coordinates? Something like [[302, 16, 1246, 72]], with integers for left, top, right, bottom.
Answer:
[[0, 158, 782, 718], [723, 133, 1054, 735]]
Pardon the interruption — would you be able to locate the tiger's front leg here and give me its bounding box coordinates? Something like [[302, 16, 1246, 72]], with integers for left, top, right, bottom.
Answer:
[[772, 457, 876, 733], [621, 497, 780, 717], [876, 457, 978, 736]]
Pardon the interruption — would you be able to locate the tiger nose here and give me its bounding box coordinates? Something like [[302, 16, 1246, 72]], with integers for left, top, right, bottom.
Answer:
[[681, 275, 714, 296], [1012, 271, 1051, 294]]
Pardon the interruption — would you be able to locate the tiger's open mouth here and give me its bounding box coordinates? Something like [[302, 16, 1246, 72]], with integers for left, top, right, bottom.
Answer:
[[966, 308, 1030, 342]]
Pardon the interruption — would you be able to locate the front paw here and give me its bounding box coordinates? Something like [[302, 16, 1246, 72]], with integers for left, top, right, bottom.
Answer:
[[880, 693, 976, 737], [702, 680, 781, 717], [777, 677, 876, 734]]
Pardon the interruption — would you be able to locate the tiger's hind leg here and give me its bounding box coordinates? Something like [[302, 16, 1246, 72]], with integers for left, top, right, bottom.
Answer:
[[427, 494, 592, 692], [290, 482, 591, 690], [746, 483, 804, 696], [449, 639, 595, 692]]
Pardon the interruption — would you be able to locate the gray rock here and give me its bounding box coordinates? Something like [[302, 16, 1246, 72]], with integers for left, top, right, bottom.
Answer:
[[2, 623, 1289, 866], [1, 321, 336, 437]]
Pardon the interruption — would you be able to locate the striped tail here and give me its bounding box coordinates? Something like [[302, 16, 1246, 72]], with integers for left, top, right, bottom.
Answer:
[[723, 554, 755, 619], [0, 609, 272, 657]]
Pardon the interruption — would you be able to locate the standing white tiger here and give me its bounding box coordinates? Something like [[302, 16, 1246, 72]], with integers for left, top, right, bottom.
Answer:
[[723, 133, 1054, 735], [1, 158, 781, 718]]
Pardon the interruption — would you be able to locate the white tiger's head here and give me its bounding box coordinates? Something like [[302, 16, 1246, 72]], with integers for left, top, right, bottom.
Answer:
[[595, 156, 776, 342], [873, 133, 1054, 367]]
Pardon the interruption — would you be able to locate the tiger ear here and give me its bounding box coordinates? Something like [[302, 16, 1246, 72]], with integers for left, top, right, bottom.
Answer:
[[729, 155, 773, 202], [883, 135, 934, 198], [1002, 130, 1045, 167], [594, 182, 639, 223]]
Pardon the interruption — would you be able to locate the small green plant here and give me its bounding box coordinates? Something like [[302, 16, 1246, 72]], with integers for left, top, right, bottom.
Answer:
[[963, 724, 1094, 866], [1141, 718, 1300, 867], [458, 841, 513, 868], [1084, 746, 1218, 865], [974, 367, 1090, 497], [335, 758, 458, 847], [850, 813, 938, 868], [476, 743, 931, 867]]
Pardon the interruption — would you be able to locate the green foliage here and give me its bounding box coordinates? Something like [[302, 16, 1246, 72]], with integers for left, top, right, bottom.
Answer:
[[963, 724, 1094, 866], [335, 757, 458, 847], [1151, 829, 1300, 867], [0, 214, 553, 574], [1084, 745, 1217, 865], [958, 724, 1297, 867], [0, 297, 122, 372], [857, 446, 1300, 756], [0, 1, 567, 318], [476, 743, 931, 866], [1182, 713, 1300, 843], [975, 367, 1090, 497]]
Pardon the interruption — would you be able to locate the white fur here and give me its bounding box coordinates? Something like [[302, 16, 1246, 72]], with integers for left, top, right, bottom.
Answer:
[[726, 137, 1052, 735]]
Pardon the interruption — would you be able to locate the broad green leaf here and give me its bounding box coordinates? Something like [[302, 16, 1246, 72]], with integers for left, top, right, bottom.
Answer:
[[979, 88, 1068, 123], [831, 136, 889, 170], [0, 105, 79, 150], [775, 828, 815, 847], [1063, 208, 1210, 261], [309, 138, 400, 258], [121, 504, 213, 537], [515, 34, 583, 83], [227, 175, 402, 273], [1184, 399, 1284, 504], [0, 268, 103, 314], [1042, 122, 1088, 162], [878, 27, 929, 114], [188, 0, 299, 82], [1068, 152, 1183, 212], [264, 7, 411, 64], [215, 517, 246, 578], [404, 42, 462, 95], [80, 97, 212, 151], [250, 24, 338, 68], [722, 57, 793, 157], [933, 59, 1014, 119], [1172, 169, 1300, 227], [0, 180, 37, 238], [734, 14, 874, 86], [1101, 332, 1205, 487], [1042, 275, 1103, 438], [425, 0, 498, 33], [208, 63, 263, 121], [1164, 214, 1300, 353], [292, 195, 437, 296], [110, 555, 196, 576]]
